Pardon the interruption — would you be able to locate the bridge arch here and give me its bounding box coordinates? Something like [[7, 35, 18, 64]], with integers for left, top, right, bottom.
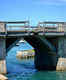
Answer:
[[24, 35, 58, 70], [6, 35, 58, 71]]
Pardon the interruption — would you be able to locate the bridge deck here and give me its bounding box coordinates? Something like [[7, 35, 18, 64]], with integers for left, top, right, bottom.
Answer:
[[0, 21, 66, 37], [0, 32, 65, 37]]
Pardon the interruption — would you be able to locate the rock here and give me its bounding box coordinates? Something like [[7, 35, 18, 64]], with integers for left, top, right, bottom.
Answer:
[[0, 74, 8, 80], [56, 58, 66, 71]]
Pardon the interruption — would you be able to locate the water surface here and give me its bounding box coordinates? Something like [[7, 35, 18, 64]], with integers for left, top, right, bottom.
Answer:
[[6, 42, 66, 80]]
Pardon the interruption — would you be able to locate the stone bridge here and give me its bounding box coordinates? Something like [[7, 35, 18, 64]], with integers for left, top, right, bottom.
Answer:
[[0, 21, 66, 74]]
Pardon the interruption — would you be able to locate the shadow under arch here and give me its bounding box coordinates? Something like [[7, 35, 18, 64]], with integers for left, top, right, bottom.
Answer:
[[24, 35, 58, 70], [6, 35, 58, 71]]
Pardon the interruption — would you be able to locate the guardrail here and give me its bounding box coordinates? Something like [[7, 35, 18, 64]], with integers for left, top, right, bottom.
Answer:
[[7, 26, 41, 33], [0, 21, 30, 34], [0, 21, 66, 34], [38, 21, 66, 32], [4, 25, 66, 33]]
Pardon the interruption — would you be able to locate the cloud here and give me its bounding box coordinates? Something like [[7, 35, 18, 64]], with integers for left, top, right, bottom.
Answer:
[[34, 0, 66, 6]]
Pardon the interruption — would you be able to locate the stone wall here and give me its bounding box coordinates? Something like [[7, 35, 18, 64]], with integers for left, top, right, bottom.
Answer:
[[56, 37, 66, 71], [0, 23, 6, 33], [0, 39, 7, 74], [0, 39, 6, 60]]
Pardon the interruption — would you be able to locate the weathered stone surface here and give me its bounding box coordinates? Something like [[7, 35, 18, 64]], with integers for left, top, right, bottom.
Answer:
[[0, 39, 6, 60], [58, 37, 66, 58], [0, 60, 7, 74], [57, 37, 66, 71], [0, 38, 7, 74], [56, 58, 66, 71], [0, 23, 6, 32]]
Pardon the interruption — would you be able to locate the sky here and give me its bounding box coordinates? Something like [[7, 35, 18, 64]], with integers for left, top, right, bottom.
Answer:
[[0, 0, 66, 25]]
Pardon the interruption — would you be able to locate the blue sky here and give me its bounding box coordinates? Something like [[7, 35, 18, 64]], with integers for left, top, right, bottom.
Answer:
[[0, 0, 66, 25]]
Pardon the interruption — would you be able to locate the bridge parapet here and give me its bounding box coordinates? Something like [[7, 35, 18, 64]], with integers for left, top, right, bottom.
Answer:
[[0, 21, 30, 35], [38, 21, 66, 32], [0, 21, 66, 36]]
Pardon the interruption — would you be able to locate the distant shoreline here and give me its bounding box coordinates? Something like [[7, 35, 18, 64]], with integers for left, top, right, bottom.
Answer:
[[16, 49, 35, 59]]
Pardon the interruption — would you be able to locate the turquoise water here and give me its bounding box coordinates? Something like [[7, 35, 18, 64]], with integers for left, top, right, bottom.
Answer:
[[6, 42, 66, 80]]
